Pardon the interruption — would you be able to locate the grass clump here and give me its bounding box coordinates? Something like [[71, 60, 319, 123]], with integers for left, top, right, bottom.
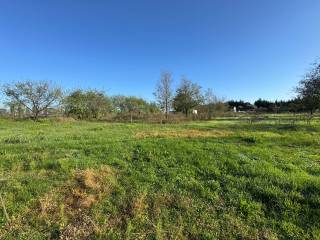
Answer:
[[3, 136, 30, 144], [240, 135, 259, 144]]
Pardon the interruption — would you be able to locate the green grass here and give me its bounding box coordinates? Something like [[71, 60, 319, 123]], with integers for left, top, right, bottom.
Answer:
[[0, 118, 319, 239]]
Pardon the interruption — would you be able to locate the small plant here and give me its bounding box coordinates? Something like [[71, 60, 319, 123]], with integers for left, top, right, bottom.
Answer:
[[0, 178, 9, 223], [3, 135, 30, 144], [240, 136, 257, 144]]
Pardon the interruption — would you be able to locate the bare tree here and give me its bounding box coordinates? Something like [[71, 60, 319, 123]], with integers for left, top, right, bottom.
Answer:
[[202, 88, 223, 119], [204, 88, 218, 105], [3, 80, 62, 120], [153, 71, 174, 119]]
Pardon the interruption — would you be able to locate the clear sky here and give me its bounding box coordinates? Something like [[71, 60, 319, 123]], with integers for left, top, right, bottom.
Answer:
[[0, 0, 319, 103]]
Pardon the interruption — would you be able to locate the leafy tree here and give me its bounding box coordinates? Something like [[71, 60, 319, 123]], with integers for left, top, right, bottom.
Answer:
[[2, 80, 62, 120], [64, 90, 111, 119], [111, 95, 159, 122], [173, 78, 203, 117], [147, 102, 160, 113], [153, 71, 174, 119], [112, 96, 142, 113], [110, 95, 126, 113], [64, 90, 86, 118], [123, 96, 148, 117], [111, 95, 158, 113], [285, 98, 304, 113], [296, 61, 320, 114]]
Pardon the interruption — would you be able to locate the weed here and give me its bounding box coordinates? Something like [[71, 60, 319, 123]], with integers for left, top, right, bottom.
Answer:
[[3, 136, 30, 144]]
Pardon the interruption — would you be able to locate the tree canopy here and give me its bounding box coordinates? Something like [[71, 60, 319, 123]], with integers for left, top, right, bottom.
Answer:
[[172, 78, 203, 116], [3, 80, 62, 119], [64, 90, 111, 119], [296, 61, 320, 114]]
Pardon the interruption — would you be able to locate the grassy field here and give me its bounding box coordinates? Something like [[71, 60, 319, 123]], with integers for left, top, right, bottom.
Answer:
[[0, 118, 319, 239]]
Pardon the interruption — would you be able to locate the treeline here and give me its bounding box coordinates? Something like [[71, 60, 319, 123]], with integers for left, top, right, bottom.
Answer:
[[1, 87, 161, 122], [64, 91, 159, 121], [227, 98, 305, 113], [0, 73, 226, 122], [1, 60, 320, 121]]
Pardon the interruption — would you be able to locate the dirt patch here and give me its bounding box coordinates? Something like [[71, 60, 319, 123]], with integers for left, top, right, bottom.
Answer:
[[59, 213, 99, 240], [135, 129, 233, 139]]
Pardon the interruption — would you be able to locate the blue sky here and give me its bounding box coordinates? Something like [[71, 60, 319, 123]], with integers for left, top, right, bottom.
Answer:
[[0, 0, 319, 103]]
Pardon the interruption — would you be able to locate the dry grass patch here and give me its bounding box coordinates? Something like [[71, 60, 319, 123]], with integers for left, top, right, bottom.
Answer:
[[39, 166, 115, 218], [135, 129, 233, 139], [130, 194, 148, 218], [1, 166, 115, 239]]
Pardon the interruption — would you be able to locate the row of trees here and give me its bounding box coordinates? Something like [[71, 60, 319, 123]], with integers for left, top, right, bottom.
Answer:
[[1, 84, 160, 121], [1, 60, 320, 121], [64, 90, 158, 120], [0, 73, 224, 121], [154, 72, 207, 118], [154, 72, 227, 119], [227, 98, 305, 113]]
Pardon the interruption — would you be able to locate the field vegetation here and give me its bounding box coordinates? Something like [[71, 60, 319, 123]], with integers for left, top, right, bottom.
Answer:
[[0, 117, 319, 239], [0, 60, 319, 239]]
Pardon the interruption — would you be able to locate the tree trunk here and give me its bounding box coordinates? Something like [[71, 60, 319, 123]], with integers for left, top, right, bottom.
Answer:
[[165, 99, 168, 120], [33, 111, 39, 121]]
